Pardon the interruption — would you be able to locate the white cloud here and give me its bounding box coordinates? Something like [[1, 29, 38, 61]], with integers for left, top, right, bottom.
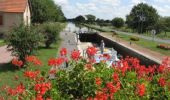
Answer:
[[53, 0, 170, 19], [54, 0, 68, 6], [131, 0, 146, 4], [92, 0, 121, 6]]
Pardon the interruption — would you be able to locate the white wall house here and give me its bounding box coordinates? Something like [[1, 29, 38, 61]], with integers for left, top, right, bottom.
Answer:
[[0, 0, 31, 33]]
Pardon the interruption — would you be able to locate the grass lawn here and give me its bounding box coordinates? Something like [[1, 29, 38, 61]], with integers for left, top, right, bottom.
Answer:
[[0, 39, 5, 47], [0, 41, 61, 88], [117, 33, 170, 56], [85, 24, 170, 40], [143, 32, 170, 40]]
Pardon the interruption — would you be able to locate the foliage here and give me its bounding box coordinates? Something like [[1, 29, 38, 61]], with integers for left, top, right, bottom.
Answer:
[[5, 25, 42, 63], [85, 14, 96, 24], [29, 0, 65, 23], [37, 22, 64, 48], [112, 17, 124, 28], [126, 3, 159, 33], [96, 18, 112, 27], [130, 36, 140, 41], [155, 17, 170, 35], [74, 15, 86, 23], [1, 47, 170, 100]]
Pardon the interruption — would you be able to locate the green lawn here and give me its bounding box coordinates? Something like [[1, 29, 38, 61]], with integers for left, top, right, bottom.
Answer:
[[117, 33, 170, 56], [0, 39, 5, 47], [0, 41, 60, 88], [143, 32, 170, 40], [85, 24, 170, 40]]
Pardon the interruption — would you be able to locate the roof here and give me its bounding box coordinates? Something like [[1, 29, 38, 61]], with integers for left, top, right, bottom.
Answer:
[[0, 0, 28, 13]]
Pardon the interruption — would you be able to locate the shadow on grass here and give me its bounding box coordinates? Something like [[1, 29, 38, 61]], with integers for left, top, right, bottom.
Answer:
[[0, 63, 19, 73], [38, 46, 56, 50]]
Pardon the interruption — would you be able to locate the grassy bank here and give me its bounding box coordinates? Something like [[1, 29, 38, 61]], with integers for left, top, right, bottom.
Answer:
[[0, 39, 5, 47], [0, 41, 61, 88], [84, 24, 170, 39], [0, 22, 67, 88], [116, 33, 170, 56]]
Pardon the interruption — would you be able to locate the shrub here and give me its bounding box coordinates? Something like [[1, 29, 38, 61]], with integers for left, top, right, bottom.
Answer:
[[5, 24, 43, 63], [157, 44, 170, 50], [38, 22, 63, 48], [130, 36, 140, 41]]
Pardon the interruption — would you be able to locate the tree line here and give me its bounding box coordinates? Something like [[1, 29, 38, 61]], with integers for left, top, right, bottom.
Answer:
[[72, 3, 170, 35], [29, 0, 66, 23]]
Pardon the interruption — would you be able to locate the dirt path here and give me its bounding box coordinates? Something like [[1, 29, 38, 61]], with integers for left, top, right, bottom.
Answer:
[[99, 32, 166, 64], [0, 46, 12, 64]]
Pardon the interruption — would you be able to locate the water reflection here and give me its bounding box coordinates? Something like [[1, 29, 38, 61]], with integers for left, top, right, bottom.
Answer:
[[65, 22, 96, 33]]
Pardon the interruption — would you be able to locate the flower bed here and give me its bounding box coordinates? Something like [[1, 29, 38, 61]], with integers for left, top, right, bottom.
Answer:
[[0, 47, 170, 100], [130, 36, 140, 41], [157, 44, 170, 50]]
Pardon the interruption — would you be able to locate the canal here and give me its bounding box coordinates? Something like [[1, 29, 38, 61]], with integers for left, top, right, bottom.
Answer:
[[67, 22, 159, 66]]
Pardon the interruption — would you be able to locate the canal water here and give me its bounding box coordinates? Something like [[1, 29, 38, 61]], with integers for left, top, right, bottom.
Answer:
[[66, 22, 159, 66]]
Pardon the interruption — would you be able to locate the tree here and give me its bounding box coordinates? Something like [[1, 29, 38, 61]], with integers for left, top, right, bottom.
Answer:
[[5, 25, 42, 63], [38, 22, 63, 48], [74, 15, 85, 23], [126, 3, 159, 33], [112, 17, 124, 28], [155, 17, 170, 36], [85, 14, 96, 24], [29, 0, 65, 23]]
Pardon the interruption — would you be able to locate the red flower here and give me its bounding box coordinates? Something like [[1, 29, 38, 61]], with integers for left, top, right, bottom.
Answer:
[[60, 48, 67, 56], [25, 56, 42, 66], [106, 82, 117, 94], [36, 94, 43, 100], [34, 82, 51, 95], [95, 77, 102, 86], [7, 83, 25, 96], [24, 70, 40, 79], [112, 73, 119, 82], [48, 58, 64, 66], [158, 77, 166, 87], [71, 50, 81, 61], [7, 88, 17, 96], [15, 83, 25, 94], [89, 58, 96, 63], [137, 83, 145, 96], [48, 58, 56, 66], [158, 65, 165, 73], [49, 69, 57, 74], [55, 58, 64, 66], [86, 46, 97, 57], [103, 54, 111, 60], [12, 58, 23, 67], [94, 91, 108, 100], [25, 55, 36, 62]]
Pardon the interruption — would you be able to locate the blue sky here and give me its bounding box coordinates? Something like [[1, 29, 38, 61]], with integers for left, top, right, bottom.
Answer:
[[54, 0, 170, 20]]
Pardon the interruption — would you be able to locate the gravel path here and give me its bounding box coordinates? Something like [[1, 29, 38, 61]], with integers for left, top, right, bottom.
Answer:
[[0, 46, 12, 64]]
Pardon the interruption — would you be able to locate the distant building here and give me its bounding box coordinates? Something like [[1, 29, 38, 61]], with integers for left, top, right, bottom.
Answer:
[[0, 0, 31, 33]]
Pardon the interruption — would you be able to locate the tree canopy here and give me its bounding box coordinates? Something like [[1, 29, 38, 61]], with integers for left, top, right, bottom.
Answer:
[[126, 3, 159, 33], [112, 17, 124, 28], [29, 0, 66, 23], [85, 14, 96, 24], [74, 15, 86, 23]]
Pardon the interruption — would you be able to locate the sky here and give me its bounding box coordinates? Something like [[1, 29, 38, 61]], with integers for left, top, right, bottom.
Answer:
[[54, 0, 170, 20]]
